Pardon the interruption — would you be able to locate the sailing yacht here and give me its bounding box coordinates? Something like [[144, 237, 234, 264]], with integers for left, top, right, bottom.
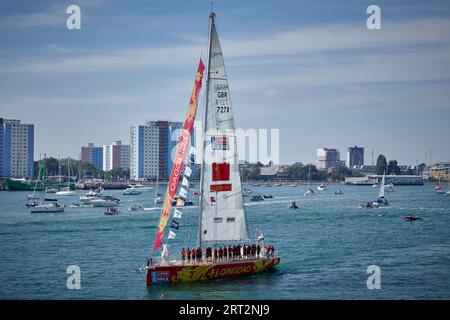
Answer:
[[145, 12, 279, 285], [435, 178, 445, 194], [364, 172, 388, 207], [56, 157, 77, 196], [317, 183, 327, 191], [373, 172, 389, 206], [304, 166, 314, 196], [29, 158, 64, 213]]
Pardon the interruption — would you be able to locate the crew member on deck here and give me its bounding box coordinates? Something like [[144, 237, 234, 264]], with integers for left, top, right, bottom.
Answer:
[[181, 248, 186, 262], [214, 248, 218, 261], [187, 247, 191, 263], [218, 247, 223, 262], [223, 246, 228, 260]]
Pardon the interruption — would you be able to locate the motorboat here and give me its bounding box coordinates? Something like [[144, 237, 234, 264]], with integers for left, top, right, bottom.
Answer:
[[263, 194, 273, 199], [128, 183, 154, 191], [250, 194, 264, 201], [317, 183, 327, 191], [55, 187, 77, 196], [360, 201, 379, 208], [45, 187, 59, 193], [104, 207, 120, 215], [404, 214, 422, 221], [69, 203, 80, 208], [129, 204, 144, 211], [91, 196, 120, 207], [289, 201, 298, 209], [80, 188, 104, 204], [304, 188, 315, 196], [274, 183, 282, 187], [289, 184, 297, 187], [334, 190, 344, 195], [435, 185, 445, 194], [123, 186, 143, 195]]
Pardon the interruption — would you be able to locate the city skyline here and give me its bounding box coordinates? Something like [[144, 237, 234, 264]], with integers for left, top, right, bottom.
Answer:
[[1, 0, 450, 165]]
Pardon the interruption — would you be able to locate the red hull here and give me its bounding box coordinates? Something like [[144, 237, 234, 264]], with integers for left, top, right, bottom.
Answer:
[[146, 257, 280, 285]]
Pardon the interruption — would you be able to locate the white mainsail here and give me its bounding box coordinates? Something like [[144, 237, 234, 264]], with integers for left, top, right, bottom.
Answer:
[[198, 12, 249, 244], [378, 172, 386, 199]]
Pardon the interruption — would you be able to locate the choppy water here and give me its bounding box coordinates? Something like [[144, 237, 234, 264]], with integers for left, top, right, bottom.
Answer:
[[0, 184, 449, 299]]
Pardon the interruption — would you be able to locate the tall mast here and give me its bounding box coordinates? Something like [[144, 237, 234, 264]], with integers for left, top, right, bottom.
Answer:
[[197, 11, 215, 248]]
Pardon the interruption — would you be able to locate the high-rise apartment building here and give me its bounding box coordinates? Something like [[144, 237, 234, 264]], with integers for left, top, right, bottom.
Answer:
[[0, 118, 34, 178], [316, 148, 341, 170], [347, 146, 364, 168], [130, 120, 184, 180], [103, 140, 130, 172], [81, 143, 103, 170]]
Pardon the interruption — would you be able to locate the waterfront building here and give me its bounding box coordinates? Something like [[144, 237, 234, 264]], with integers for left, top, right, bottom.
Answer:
[[80, 143, 103, 170], [0, 118, 34, 178], [316, 148, 341, 170], [102, 140, 130, 172], [346, 146, 364, 167], [430, 162, 450, 180], [130, 120, 184, 181], [345, 175, 424, 186]]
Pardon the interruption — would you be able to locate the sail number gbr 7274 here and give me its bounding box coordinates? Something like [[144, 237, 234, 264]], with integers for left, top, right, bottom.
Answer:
[[216, 91, 230, 113]]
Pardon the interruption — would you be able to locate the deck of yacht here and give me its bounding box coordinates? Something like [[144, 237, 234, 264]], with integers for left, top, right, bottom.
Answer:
[[149, 256, 277, 268]]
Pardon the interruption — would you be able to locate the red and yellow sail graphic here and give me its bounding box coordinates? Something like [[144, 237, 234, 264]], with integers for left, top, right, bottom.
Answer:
[[153, 59, 205, 251]]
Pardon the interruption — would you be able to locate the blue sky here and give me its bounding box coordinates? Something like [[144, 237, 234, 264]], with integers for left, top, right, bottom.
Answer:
[[1, 0, 450, 165]]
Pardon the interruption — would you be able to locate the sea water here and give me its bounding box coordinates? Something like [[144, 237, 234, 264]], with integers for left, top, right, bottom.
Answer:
[[0, 184, 449, 299]]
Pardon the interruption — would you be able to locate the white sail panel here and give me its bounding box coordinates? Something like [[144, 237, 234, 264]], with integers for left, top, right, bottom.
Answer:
[[379, 173, 385, 198], [199, 13, 249, 243]]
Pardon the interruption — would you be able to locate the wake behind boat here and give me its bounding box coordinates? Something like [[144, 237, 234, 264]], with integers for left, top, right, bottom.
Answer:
[[145, 12, 279, 286]]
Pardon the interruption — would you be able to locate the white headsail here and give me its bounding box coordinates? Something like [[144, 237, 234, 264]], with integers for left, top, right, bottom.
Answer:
[[198, 12, 249, 244]]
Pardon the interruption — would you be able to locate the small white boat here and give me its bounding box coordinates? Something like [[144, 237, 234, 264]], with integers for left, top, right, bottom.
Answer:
[[250, 194, 264, 201], [30, 203, 64, 213], [91, 196, 120, 207], [435, 186, 445, 194], [289, 184, 297, 187], [154, 196, 164, 204], [304, 188, 315, 196], [104, 207, 120, 215], [371, 184, 378, 188], [56, 187, 77, 196], [123, 186, 143, 195], [129, 204, 144, 211], [45, 187, 59, 193], [128, 183, 154, 191], [317, 183, 327, 191]]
